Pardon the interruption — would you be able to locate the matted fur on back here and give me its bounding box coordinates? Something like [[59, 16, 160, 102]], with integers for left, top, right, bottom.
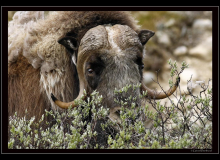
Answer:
[[8, 11, 140, 121]]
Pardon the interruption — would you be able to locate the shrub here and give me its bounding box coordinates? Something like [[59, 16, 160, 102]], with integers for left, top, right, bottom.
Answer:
[[8, 60, 212, 149]]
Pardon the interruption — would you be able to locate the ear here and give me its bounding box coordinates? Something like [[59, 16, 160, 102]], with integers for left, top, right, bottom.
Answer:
[[58, 36, 78, 65], [138, 30, 155, 45], [58, 36, 78, 52]]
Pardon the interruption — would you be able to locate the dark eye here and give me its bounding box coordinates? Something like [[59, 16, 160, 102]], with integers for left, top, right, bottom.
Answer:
[[141, 64, 144, 70], [87, 68, 94, 74]]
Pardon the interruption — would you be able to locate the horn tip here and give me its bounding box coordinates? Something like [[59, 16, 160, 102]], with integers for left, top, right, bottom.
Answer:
[[175, 77, 181, 86], [51, 93, 58, 102]]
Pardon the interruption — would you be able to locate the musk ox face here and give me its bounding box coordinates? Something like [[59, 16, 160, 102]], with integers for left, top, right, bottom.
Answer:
[[81, 25, 144, 108], [52, 24, 180, 120]]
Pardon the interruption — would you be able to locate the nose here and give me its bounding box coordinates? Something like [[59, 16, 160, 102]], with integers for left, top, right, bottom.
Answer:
[[109, 106, 122, 124]]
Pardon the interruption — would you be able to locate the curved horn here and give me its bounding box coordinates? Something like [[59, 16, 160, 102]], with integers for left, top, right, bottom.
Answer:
[[142, 77, 180, 99], [51, 52, 87, 109], [51, 25, 108, 109], [51, 59, 87, 109], [51, 92, 86, 109]]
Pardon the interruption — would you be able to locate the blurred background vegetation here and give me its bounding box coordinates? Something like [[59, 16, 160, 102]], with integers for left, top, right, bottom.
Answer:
[[131, 11, 212, 99], [8, 11, 212, 98]]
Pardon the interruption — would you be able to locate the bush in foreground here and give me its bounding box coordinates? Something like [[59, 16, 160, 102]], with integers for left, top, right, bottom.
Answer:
[[8, 60, 212, 149]]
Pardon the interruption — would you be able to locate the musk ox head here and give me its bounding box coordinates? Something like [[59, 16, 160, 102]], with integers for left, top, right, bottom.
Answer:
[[51, 24, 180, 120]]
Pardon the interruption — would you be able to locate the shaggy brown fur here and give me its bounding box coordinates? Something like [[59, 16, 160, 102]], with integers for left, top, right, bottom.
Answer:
[[8, 54, 49, 121], [8, 11, 140, 121]]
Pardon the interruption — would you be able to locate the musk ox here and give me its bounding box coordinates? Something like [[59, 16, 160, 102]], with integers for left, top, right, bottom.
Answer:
[[8, 11, 180, 127]]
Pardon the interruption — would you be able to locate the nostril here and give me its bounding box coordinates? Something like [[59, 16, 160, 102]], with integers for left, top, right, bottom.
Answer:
[[115, 110, 120, 116], [109, 106, 122, 124]]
